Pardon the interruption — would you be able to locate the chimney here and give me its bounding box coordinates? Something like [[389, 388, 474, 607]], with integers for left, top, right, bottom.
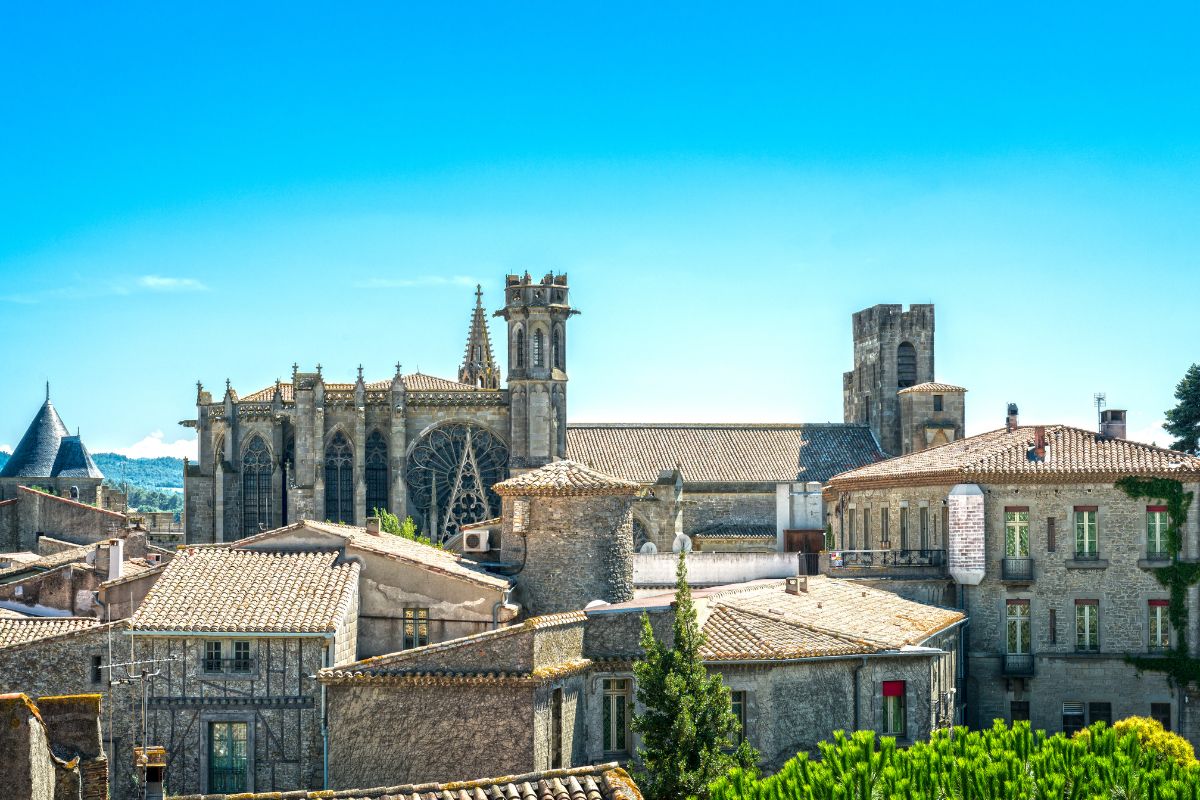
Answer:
[[1006, 403, 1020, 433], [1034, 426, 1046, 461], [785, 576, 808, 594], [365, 516, 381, 536], [1100, 409, 1127, 440], [95, 539, 124, 582]]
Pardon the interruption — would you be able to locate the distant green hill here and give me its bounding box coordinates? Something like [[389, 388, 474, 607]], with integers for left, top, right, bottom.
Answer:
[[0, 451, 185, 514]]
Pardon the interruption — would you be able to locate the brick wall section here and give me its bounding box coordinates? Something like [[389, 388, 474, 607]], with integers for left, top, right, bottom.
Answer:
[[948, 484, 985, 585]]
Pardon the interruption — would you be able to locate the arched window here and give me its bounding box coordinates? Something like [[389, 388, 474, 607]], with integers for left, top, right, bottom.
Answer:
[[552, 325, 563, 370], [533, 328, 545, 368], [324, 432, 354, 524], [515, 327, 526, 369], [242, 436, 274, 535], [365, 431, 389, 516], [897, 342, 917, 388]]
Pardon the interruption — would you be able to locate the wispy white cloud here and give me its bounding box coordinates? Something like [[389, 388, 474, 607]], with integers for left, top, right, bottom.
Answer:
[[0, 443, 12, 454], [351, 275, 478, 290], [0, 274, 208, 303], [137, 275, 208, 292], [115, 431, 198, 460]]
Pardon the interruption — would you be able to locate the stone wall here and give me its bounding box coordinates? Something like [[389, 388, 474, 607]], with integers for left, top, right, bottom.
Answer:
[[328, 682, 538, 787], [138, 634, 329, 795], [508, 495, 634, 617], [829, 478, 1200, 747], [0, 622, 137, 800], [0, 563, 98, 616], [0, 693, 58, 800], [2, 488, 126, 552], [683, 488, 776, 535]]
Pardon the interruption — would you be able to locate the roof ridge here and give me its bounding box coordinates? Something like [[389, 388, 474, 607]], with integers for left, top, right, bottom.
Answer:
[[566, 422, 872, 429]]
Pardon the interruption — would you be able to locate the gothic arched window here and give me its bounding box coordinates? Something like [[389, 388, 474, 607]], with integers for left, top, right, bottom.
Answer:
[[365, 431, 389, 516], [515, 327, 526, 369], [533, 328, 545, 368], [552, 325, 563, 370], [897, 342, 917, 388], [242, 436, 274, 535], [324, 432, 354, 524]]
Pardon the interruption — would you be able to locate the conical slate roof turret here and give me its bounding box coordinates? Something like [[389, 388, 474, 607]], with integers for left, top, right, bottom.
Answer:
[[0, 388, 104, 479]]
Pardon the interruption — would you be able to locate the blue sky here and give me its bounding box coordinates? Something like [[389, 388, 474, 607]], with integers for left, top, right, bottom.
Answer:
[[1, 3, 1197, 457]]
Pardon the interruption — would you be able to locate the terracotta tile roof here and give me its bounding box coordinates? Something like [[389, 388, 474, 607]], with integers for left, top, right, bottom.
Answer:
[[703, 578, 963, 657], [897, 382, 967, 395], [0, 617, 99, 648], [0, 544, 91, 582], [701, 605, 869, 660], [566, 423, 885, 484], [239, 521, 511, 590], [238, 373, 488, 403], [494, 460, 642, 497], [825, 425, 1200, 491], [170, 762, 642, 800], [691, 523, 776, 540], [131, 549, 359, 633]]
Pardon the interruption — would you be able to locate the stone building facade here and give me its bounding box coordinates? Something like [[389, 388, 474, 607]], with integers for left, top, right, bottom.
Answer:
[[182, 273, 574, 546], [320, 576, 963, 788], [824, 421, 1200, 745], [0, 692, 109, 800], [129, 548, 360, 795]]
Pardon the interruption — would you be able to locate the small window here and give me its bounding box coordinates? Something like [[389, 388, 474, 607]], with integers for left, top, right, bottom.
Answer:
[[848, 510, 857, 550], [515, 328, 526, 369], [204, 641, 224, 673], [899, 507, 909, 551], [1074, 508, 1098, 559], [1006, 600, 1030, 655], [91, 655, 103, 685], [1149, 600, 1170, 652], [1147, 506, 1169, 558], [1089, 702, 1112, 727], [882, 681, 906, 736], [532, 329, 545, 368], [1049, 608, 1057, 644], [403, 608, 429, 649], [1075, 601, 1099, 652], [1062, 702, 1085, 735], [603, 678, 631, 754], [862, 509, 871, 550], [864, 396, 871, 425], [1151, 702, 1172, 731], [1010, 701, 1030, 722], [919, 507, 929, 550], [880, 508, 889, 545], [1047, 517, 1056, 552], [933, 394, 944, 412], [232, 641, 252, 673], [729, 690, 748, 745]]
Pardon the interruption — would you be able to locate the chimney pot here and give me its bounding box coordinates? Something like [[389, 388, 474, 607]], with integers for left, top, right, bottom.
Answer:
[[1006, 403, 1020, 433], [785, 576, 808, 594], [1100, 409, 1128, 440], [365, 516, 381, 535]]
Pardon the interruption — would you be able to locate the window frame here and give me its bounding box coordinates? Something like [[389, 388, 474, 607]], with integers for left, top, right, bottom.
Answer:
[[1006, 599, 1031, 655], [882, 681, 906, 737], [203, 639, 255, 676], [1147, 506, 1169, 558], [207, 720, 250, 794], [403, 607, 429, 649], [1062, 702, 1085, 735], [1149, 599, 1171, 652], [1004, 508, 1030, 558], [1075, 601, 1100, 652], [729, 690, 749, 746], [1074, 508, 1098, 559], [602, 678, 632, 755]]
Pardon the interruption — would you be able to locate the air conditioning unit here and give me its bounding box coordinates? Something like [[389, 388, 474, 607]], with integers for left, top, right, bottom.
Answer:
[[462, 529, 491, 553]]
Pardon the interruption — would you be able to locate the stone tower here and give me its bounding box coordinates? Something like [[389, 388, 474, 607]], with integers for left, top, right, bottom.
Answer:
[[458, 284, 501, 389], [496, 272, 577, 471], [843, 304, 935, 456]]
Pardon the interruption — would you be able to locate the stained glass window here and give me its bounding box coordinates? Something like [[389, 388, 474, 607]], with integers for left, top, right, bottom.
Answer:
[[241, 436, 273, 536], [325, 432, 354, 524], [365, 431, 389, 515]]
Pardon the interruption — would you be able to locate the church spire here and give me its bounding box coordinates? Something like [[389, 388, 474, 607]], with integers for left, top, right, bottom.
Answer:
[[458, 284, 500, 389]]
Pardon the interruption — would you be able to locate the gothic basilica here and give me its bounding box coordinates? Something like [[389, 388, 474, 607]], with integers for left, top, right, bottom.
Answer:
[[182, 273, 574, 543]]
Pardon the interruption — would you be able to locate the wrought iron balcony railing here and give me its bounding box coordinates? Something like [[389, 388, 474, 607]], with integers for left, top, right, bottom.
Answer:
[[835, 549, 945, 568], [203, 657, 254, 674], [1002, 653, 1035, 677], [1001, 556, 1034, 582]]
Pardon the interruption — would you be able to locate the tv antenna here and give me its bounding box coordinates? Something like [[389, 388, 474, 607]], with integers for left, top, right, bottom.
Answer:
[[1094, 392, 1106, 430]]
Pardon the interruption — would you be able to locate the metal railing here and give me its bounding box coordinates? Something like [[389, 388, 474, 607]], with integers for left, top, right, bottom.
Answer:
[[1073, 549, 1100, 561], [203, 657, 254, 674], [1001, 556, 1034, 581], [209, 765, 248, 793], [1002, 653, 1035, 677], [835, 549, 946, 568], [1146, 547, 1172, 561]]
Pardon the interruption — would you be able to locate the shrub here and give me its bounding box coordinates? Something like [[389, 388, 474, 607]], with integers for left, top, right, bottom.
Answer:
[[1110, 716, 1197, 768], [708, 720, 1200, 800]]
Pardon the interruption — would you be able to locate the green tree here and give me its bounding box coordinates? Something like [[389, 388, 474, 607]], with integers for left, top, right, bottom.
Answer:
[[373, 508, 439, 548], [632, 552, 758, 800], [1165, 363, 1200, 454]]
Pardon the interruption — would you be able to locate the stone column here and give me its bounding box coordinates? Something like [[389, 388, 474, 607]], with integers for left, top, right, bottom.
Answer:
[[354, 406, 367, 525]]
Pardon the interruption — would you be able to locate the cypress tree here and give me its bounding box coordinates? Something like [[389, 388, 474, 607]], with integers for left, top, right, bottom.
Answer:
[[1165, 363, 1200, 454], [632, 551, 759, 800]]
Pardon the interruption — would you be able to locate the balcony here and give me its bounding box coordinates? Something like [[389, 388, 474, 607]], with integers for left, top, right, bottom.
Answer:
[[203, 657, 254, 675], [1002, 653, 1035, 677], [825, 549, 946, 580], [1001, 556, 1034, 583]]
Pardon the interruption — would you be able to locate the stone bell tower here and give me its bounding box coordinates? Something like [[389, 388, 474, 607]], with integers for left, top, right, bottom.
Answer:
[[496, 272, 577, 471]]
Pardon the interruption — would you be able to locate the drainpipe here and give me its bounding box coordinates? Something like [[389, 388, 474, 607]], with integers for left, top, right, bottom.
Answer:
[[852, 655, 868, 730], [321, 641, 331, 789], [492, 588, 513, 630]]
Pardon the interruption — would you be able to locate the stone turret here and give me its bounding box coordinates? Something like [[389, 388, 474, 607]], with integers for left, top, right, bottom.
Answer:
[[495, 273, 577, 470], [494, 460, 640, 616]]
